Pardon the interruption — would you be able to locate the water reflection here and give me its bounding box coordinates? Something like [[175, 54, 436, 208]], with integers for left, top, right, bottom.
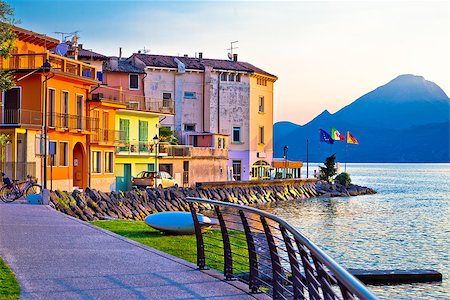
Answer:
[[263, 164, 450, 300]]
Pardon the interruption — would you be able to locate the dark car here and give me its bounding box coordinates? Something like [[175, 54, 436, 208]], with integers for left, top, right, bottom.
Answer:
[[132, 171, 178, 188]]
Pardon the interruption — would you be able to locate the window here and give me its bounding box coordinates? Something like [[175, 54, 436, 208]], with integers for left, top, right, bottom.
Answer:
[[105, 152, 114, 173], [49, 141, 57, 166], [163, 92, 172, 107], [119, 119, 130, 151], [129, 74, 139, 90], [92, 151, 101, 173], [228, 73, 234, 81], [220, 73, 227, 81], [236, 74, 241, 82], [184, 124, 196, 131], [48, 89, 56, 127], [139, 120, 148, 151], [92, 110, 99, 131], [102, 111, 109, 141], [76, 94, 84, 129], [184, 91, 196, 99], [232, 160, 242, 181], [259, 126, 265, 144], [232, 127, 241, 143], [259, 96, 264, 113], [61, 91, 69, 128], [59, 142, 68, 166]]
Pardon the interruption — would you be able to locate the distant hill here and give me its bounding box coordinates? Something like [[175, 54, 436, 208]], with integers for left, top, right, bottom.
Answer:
[[274, 75, 450, 163]]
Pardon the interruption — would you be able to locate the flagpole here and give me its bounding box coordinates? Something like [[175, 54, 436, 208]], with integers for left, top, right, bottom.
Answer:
[[345, 142, 348, 172]]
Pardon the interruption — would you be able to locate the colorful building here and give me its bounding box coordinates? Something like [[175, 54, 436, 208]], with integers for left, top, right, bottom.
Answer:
[[129, 53, 277, 181], [97, 57, 175, 190], [0, 26, 99, 190]]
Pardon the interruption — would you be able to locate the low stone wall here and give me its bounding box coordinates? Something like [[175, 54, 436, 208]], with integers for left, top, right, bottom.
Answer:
[[49, 181, 375, 222]]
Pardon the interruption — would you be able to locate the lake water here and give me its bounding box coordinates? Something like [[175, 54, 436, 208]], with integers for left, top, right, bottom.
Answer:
[[264, 163, 449, 299]]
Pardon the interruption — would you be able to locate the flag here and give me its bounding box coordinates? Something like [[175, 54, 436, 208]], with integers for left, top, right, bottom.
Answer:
[[331, 128, 345, 141], [347, 131, 359, 144], [319, 129, 334, 144]]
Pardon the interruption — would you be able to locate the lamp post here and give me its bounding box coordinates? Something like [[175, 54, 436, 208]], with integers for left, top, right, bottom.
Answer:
[[283, 145, 288, 179], [153, 134, 159, 188], [41, 60, 51, 189]]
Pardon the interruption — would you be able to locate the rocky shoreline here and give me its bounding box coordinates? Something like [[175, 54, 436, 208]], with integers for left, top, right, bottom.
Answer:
[[49, 181, 376, 222]]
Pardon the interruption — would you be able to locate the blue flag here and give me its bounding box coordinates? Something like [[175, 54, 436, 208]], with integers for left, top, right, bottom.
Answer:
[[319, 129, 334, 144]]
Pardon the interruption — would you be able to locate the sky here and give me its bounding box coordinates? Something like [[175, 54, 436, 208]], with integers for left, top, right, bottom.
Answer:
[[8, 0, 449, 125]]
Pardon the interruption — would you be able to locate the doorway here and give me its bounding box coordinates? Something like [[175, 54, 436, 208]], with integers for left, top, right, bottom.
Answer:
[[3, 87, 20, 124], [73, 142, 86, 189]]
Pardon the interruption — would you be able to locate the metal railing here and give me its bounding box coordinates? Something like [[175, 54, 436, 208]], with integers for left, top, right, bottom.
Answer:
[[47, 113, 97, 132], [90, 87, 175, 115], [1, 162, 36, 181], [187, 197, 378, 300], [115, 143, 192, 157], [0, 109, 42, 126], [90, 129, 126, 145], [0, 52, 97, 80]]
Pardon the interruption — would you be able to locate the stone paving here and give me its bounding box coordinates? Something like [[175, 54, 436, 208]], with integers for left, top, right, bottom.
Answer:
[[0, 203, 264, 299]]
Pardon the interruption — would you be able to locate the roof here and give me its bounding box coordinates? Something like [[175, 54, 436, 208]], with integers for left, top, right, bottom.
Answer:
[[103, 58, 145, 74], [77, 48, 108, 60], [133, 53, 277, 79], [11, 25, 59, 50]]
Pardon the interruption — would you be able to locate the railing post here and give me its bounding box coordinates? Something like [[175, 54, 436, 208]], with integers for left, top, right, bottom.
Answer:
[[188, 202, 207, 270], [215, 205, 234, 280], [280, 225, 305, 299], [260, 216, 284, 299], [295, 240, 322, 300], [239, 210, 260, 293]]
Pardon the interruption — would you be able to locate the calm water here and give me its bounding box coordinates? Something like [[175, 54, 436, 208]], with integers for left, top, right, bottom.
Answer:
[[265, 164, 449, 299]]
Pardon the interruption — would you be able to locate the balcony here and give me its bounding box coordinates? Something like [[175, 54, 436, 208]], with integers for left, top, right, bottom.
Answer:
[[91, 87, 175, 115], [115, 143, 191, 157], [0, 52, 97, 81], [47, 113, 97, 132], [0, 109, 42, 127], [90, 129, 127, 146]]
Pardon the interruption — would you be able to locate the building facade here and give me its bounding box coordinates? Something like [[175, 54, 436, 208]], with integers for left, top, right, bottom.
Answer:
[[129, 53, 277, 181], [0, 26, 100, 190]]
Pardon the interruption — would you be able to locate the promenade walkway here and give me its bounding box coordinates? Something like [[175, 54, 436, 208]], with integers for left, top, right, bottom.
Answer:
[[0, 203, 261, 299]]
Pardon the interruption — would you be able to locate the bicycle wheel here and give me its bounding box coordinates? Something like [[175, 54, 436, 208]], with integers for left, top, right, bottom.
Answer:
[[25, 184, 42, 196], [0, 185, 18, 203]]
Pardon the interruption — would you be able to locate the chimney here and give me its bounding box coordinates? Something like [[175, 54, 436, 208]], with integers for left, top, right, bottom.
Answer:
[[198, 52, 203, 59], [184, 54, 188, 58], [110, 57, 119, 70], [78, 44, 83, 49], [119, 47, 122, 59], [138, 50, 141, 54], [233, 54, 238, 62]]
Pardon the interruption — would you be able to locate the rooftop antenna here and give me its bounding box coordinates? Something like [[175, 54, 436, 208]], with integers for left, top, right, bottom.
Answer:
[[226, 40, 238, 60], [139, 46, 150, 54], [54, 31, 80, 44]]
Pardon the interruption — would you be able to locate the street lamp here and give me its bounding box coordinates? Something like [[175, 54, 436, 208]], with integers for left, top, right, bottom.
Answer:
[[153, 134, 159, 188], [41, 60, 51, 189], [283, 145, 288, 179]]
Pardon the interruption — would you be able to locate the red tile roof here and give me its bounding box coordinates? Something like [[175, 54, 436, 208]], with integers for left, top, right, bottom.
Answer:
[[133, 53, 277, 79], [77, 48, 108, 60]]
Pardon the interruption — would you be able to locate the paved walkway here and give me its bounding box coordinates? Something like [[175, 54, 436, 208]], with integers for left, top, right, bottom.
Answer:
[[0, 203, 261, 299]]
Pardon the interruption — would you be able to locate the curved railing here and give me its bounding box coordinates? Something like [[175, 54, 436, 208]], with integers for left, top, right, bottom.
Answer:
[[187, 197, 378, 300]]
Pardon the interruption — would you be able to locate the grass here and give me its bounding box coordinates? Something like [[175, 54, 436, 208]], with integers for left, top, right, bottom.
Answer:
[[91, 220, 249, 274], [0, 257, 20, 300]]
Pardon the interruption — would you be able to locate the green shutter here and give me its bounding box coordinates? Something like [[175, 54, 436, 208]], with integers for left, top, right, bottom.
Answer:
[[139, 120, 148, 152], [119, 119, 130, 151]]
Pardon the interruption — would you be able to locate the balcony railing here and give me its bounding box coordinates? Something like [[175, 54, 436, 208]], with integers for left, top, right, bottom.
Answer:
[[0, 109, 42, 126], [187, 198, 378, 300], [115, 142, 191, 157], [0, 52, 97, 81], [90, 129, 127, 145], [91, 88, 175, 115], [47, 113, 97, 132]]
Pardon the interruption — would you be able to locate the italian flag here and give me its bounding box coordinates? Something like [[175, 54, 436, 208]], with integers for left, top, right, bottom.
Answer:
[[331, 128, 345, 141]]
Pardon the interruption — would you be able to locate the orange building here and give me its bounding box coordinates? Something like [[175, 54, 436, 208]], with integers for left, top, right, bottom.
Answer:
[[0, 26, 101, 190]]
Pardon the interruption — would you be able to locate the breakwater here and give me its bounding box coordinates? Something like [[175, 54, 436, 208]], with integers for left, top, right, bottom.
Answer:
[[49, 181, 375, 221]]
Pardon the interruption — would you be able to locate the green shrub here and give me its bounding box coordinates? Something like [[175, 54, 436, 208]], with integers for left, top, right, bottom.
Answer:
[[319, 154, 337, 182], [335, 172, 351, 187]]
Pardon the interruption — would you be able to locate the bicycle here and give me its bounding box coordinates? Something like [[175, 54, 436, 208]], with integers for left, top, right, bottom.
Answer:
[[0, 172, 42, 203]]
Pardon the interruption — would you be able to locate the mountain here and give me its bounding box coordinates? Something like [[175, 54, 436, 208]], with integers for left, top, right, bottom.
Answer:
[[274, 75, 450, 163]]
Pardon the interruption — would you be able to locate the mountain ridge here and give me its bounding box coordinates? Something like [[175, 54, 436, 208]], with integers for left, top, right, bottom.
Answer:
[[274, 74, 450, 163]]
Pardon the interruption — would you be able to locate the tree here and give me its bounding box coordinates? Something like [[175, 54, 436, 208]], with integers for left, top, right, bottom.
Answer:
[[159, 127, 178, 145], [0, 0, 16, 91], [319, 154, 337, 182], [0, 133, 10, 169]]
